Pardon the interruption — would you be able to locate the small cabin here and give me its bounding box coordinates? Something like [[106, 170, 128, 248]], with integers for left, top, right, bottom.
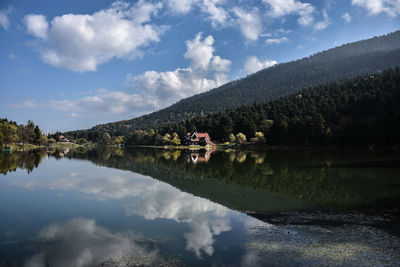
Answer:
[[59, 135, 70, 143], [185, 132, 216, 146]]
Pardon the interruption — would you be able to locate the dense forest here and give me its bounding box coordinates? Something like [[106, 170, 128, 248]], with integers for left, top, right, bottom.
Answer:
[[66, 30, 400, 137], [156, 67, 400, 146], [68, 67, 400, 147]]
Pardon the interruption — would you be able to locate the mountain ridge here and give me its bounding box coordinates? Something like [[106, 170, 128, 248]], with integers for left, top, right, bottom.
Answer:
[[66, 30, 400, 137]]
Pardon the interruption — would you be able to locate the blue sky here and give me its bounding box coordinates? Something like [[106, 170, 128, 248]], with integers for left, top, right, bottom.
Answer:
[[0, 0, 399, 133]]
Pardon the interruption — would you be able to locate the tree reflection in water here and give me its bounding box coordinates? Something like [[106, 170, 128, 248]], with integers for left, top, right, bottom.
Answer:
[[1, 147, 400, 266], [3, 147, 400, 214]]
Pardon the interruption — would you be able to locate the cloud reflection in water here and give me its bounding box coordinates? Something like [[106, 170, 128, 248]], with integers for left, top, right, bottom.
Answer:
[[24, 218, 158, 267], [10, 165, 233, 258]]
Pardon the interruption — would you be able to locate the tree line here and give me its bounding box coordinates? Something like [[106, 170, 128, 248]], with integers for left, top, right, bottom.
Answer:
[[64, 66, 400, 147], [122, 67, 400, 146], [0, 119, 50, 147]]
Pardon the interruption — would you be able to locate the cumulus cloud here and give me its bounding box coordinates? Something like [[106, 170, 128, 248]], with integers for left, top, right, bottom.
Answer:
[[263, 0, 315, 26], [126, 32, 231, 107], [314, 10, 331, 31], [342, 12, 352, 23], [210, 55, 231, 72], [232, 7, 262, 41], [266, 36, 288, 45], [12, 33, 231, 117], [0, 6, 12, 30], [352, 0, 400, 17], [244, 56, 277, 75], [24, 14, 48, 39], [23, 1, 166, 72], [184, 33, 216, 70]]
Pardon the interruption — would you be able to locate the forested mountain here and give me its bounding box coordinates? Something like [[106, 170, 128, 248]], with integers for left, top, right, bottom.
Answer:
[[69, 67, 400, 147], [67, 31, 400, 138], [151, 67, 400, 146]]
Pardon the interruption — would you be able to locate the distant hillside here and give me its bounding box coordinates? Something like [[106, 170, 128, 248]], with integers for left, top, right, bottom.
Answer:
[[151, 66, 400, 146], [67, 31, 400, 138]]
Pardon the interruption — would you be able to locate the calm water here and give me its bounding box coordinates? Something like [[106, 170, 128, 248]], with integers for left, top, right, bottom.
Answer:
[[0, 147, 399, 266]]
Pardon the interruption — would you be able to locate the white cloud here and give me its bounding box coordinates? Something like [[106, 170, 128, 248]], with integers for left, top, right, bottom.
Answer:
[[126, 32, 231, 107], [0, 6, 12, 30], [200, 0, 230, 27], [261, 32, 272, 37], [232, 7, 262, 41], [210, 55, 231, 72], [13, 33, 231, 117], [342, 12, 352, 23], [167, 0, 196, 14], [49, 90, 156, 114], [263, 0, 315, 26], [352, 0, 400, 17], [184, 33, 216, 70], [266, 36, 288, 44], [12, 89, 157, 118], [166, 1, 264, 41], [244, 56, 277, 75], [70, 112, 82, 118], [11, 99, 42, 109], [165, 0, 230, 28], [23, 1, 166, 72], [275, 28, 292, 34], [24, 14, 48, 39], [314, 9, 331, 31]]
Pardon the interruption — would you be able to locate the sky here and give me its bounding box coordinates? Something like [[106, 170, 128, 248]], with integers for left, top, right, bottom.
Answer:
[[0, 0, 399, 133]]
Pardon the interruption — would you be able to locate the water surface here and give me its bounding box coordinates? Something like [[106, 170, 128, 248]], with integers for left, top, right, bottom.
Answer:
[[0, 147, 399, 266]]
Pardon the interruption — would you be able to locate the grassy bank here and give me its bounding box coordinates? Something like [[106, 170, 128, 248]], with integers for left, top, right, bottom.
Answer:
[[51, 143, 80, 149], [4, 142, 80, 152]]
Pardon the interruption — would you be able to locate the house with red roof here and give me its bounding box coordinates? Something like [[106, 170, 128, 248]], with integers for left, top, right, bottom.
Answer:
[[185, 132, 217, 146], [59, 135, 70, 143]]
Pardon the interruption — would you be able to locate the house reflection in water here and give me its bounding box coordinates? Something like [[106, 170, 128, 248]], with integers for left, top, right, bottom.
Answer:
[[58, 148, 70, 158], [187, 148, 217, 164]]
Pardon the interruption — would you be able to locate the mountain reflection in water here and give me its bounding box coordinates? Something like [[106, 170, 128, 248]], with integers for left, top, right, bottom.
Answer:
[[0, 147, 399, 266], [56, 146, 400, 213]]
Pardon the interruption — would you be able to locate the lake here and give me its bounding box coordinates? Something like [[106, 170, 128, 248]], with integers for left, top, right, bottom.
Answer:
[[0, 147, 399, 266]]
